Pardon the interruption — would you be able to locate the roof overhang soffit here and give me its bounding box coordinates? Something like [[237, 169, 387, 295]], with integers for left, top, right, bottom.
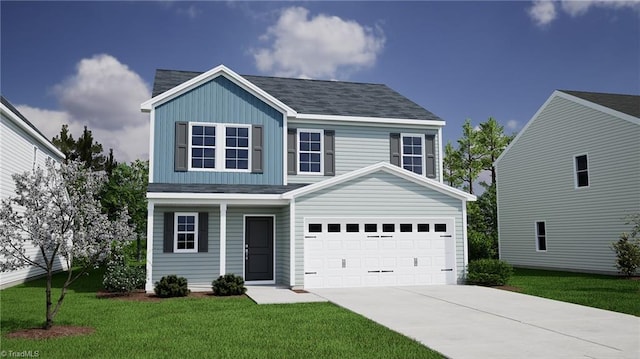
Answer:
[[140, 64, 297, 117]]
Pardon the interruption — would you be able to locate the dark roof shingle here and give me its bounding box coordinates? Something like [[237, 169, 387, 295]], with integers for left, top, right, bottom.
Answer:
[[561, 90, 640, 118], [151, 69, 442, 121]]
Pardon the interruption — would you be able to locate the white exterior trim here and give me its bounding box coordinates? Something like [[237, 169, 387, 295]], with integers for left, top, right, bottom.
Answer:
[[219, 202, 227, 275], [400, 132, 427, 176], [145, 201, 155, 292], [293, 113, 445, 127], [148, 109, 155, 183], [283, 116, 289, 185], [0, 102, 65, 160], [187, 122, 252, 173], [438, 127, 444, 183], [140, 65, 296, 117], [535, 220, 547, 252], [573, 153, 590, 189], [461, 200, 469, 279], [243, 214, 277, 285], [283, 162, 476, 202], [296, 128, 324, 175], [495, 90, 640, 167], [289, 200, 296, 287], [147, 192, 284, 201], [173, 212, 198, 253]]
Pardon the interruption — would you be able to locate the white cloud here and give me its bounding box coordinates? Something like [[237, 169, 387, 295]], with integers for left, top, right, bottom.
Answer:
[[506, 120, 519, 131], [177, 4, 201, 19], [528, 0, 640, 26], [528, 0, 557, 27], [17, 54, 150, 163], [253, 6, 385, 79]]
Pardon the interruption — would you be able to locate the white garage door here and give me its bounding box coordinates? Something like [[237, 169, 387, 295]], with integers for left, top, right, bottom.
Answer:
[[304, 217, 456, 289]]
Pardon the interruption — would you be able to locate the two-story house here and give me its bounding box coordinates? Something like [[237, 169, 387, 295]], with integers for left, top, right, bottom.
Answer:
[[1, 96, 66, 288], [141, 65, 476, 291], [496, 90, 640, 274]]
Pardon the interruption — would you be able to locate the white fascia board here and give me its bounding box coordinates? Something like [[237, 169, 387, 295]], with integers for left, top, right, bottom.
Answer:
[[282, 161, 476, 201], [140, 64, 296, 117], [148, 109, 155, 183], [1, 103, 65, 160], [292, 113, 445, 128], [557, 91, 640, 126], [147, 192, 288, 206]]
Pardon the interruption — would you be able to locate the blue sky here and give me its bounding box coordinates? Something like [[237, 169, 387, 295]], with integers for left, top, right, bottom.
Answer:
[[2, 1, 638, 162]]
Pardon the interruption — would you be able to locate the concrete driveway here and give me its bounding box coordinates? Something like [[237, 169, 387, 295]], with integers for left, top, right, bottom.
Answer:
[[311, 286, 639, 359]]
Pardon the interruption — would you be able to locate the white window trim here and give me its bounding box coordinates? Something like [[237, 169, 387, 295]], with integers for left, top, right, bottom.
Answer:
[[187, 122, 252, 173], [174, 212, 198, 253], [535, 220, 547, 252], [401, 133, 426, 176], [573, 153, 590, 189], [297, 128, 324, 175]]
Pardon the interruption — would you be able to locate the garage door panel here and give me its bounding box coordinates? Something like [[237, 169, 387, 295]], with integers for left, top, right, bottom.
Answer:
[[304, 217, 455, 289]]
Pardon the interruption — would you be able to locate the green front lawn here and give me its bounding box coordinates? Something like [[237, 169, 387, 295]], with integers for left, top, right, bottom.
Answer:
[[0, 270, 442, 358], [509, 268, 640, 316]]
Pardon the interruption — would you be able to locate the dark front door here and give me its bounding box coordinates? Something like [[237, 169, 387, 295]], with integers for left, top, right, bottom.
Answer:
[[245, 216, 274, 281]]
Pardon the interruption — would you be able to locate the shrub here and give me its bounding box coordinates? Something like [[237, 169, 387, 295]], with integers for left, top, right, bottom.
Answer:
[[611, 233, 640, 277], [466, 259, 513, 286], [212, 274, 247, 296], [154, 275, 189, 298], [103, 264, 146, 293]]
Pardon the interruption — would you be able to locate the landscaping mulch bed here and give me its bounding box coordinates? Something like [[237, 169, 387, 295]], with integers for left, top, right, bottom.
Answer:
[[96, 290, 242, 301], [6, 326, 95, 339]]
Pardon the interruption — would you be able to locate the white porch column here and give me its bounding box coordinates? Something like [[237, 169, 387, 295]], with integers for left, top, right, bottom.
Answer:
[[145, 201, 155, 293], [219, 202, 227, 275], [289, 200, 296, 287]]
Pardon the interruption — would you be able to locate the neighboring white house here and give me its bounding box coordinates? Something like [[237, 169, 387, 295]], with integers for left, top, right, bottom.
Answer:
[[496, 90, 640, 274], [0, 96, 67, 288]]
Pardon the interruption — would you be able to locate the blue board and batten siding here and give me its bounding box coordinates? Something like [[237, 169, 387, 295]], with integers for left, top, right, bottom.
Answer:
[[288, 124, 440, 184], [153, 75, 284, 185], [293, 171, 466, 286], [497, 95, 640, 274]]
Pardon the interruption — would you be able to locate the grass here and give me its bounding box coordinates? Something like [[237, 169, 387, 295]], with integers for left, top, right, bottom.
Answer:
[[509, 268, 640, 316], [0, 269, 442, 359]]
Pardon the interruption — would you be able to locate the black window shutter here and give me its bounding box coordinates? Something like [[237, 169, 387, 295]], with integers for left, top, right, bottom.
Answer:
[[324, 130, 335, 176], [198, 212, 208, 253], [175, 122, 189, 172], [287, 128, 297, 175], [163, 212, 174, 253], [390, 133, 401, 167], [251, 125, 264, 174], [425, 134, 436, 178]]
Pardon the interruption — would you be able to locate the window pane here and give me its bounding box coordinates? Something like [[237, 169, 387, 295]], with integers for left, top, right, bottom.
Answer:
[[577, 172, 589, 187], [300, 132, 309, 141], [192, 159, 202, 168], [382, 224, 395, 232], [308, 224, 322, 233], [238, 149, 248, 159], [435, 224, 447, 232], [192, 136, 203, 146], [310, 133, 320, 141], [226, 160, 236, 168], [346, 224, 359, 232], [192, 126, 203, 135], [226, 138, 237, 147], [238, 160, 248, 169], [238, 127, 248, 137], [328, 224, 341, 232], [536, 222, 545, 235], [538, 235, 546, 251], [204, 148, 215, 157], [238, 138, 248, 147], [204, 126, 215, 136], [365, 224, 377, 232], [400, 224, 412, 232], [226, 127, 236, 136], [417, 224, 430, 232], [300, 153, 309, 162], [300, 163, 309, 172], [576, 155, 588, 171], [311, 163, 320, 172], [204, 159, 215, 168]]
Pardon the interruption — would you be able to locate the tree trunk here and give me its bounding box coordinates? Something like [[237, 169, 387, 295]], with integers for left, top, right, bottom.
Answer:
[[44, 270, 53, 330]]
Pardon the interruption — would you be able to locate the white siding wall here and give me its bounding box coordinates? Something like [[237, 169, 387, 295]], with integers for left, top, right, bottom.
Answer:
[[294, 171, 466, 287], [497, 96, 640, 274], [288, 123, 440, 183], [0, 113, 66, 288]]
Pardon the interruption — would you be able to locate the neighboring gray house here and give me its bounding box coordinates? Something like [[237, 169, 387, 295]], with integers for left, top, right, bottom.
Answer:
[[140, 64, 476, 291], [0, 96, 67, 288], [496, 90, 640, 274]]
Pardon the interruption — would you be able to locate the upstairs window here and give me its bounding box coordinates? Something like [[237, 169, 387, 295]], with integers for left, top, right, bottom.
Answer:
[[402, 134, 424, 175], [191, 125, 216, 169], [225, 127, 249, 170], [574, 154, 589, 188], [298, 129, 323, 174]]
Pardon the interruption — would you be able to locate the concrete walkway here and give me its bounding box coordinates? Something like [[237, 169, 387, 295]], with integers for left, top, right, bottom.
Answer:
[[311, 286, 640, 359], [246, 286, 327, 304]]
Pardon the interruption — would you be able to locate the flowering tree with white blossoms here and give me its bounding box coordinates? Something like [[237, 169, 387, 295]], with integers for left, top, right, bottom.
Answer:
[[0, 159, 134, 329]]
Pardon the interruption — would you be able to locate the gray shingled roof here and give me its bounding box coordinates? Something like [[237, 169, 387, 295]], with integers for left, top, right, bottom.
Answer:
[[151, 69, 443, 121], [148, 183, 308, 194], [561, 90, 640, 118]]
